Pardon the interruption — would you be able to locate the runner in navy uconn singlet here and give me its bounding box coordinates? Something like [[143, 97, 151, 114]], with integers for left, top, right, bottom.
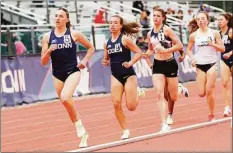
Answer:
[[220, 27, 233, 69], [49, 28, 79, 82], [102, 15, 142, 140], [218, 13, 233, 117], [107, 33, 136, 86], [40, 8, 95, 148]]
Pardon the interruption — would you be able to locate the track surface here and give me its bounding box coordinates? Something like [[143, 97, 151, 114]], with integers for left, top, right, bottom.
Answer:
[[1, 80, 232, 152]]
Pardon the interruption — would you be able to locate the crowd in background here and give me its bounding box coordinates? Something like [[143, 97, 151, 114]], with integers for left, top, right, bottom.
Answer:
[[131, 1, 195, 51], [0, 1, 222, 56]]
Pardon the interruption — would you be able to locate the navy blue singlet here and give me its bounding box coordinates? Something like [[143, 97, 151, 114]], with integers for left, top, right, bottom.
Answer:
[[49, 28, 80, 82], [106, 34, 136, 85], [220, 28, 233, 69]]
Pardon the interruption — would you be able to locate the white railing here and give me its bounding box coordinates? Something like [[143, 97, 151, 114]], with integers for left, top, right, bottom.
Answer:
[[168, 1, 190, 10], [1, 2, 46, 22], [1, 7, 46, 25], [203, 3, 225, 13], [78, 1, 137, 22]]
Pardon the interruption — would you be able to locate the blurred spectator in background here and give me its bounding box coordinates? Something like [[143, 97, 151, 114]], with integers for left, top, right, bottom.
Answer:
[[139, 10, 150, 39], [94, 8, 106, 24], [13, 33, 26, 55], [176, 10, 184, 20], [136, 36, 148, 52], [165, 8, 175, 25], [166, 8, 175, 15], [199, 4, 215, 22], [199, 3, 212, 13], [183, 9, 194, 26], [132, 1, 144, 16]]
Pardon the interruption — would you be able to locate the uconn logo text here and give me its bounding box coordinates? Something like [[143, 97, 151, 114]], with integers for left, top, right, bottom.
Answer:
[[107, 43, 123, 54]]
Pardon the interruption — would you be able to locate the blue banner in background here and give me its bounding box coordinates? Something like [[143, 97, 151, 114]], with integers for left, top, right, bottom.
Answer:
[[1, 56, 50, 107], [174, 52, 197, 83], [88, 51, 111, 94], [1, 57, 28, 107], [1, 50, 197, 107]]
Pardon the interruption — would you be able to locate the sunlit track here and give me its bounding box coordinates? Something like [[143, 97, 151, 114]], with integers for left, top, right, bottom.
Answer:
[[1, 104, 229, 151], [1, 81, 232, 152], [1, 96, 197, 122], [25, 113, 231, 152], [2, 96, 219, 125], [1, 103, 226, 144], [1, 90, 202, 120], [1, 98, 225, 133], [0, 82, 205, 117], [1, 101, 226, 138], [70, 117, 232, 152]]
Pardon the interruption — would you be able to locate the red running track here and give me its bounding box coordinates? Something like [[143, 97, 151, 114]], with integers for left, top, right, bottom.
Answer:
[[97, 122, 232, 152], [1, 80, 232, 152]]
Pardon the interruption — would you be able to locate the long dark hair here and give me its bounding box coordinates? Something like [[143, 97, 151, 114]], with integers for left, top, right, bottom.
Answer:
[[188, 11, 210, 34], [219, 13, 233, 28], [110, 15, 140, 37], [57, 7, 71, 28]]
